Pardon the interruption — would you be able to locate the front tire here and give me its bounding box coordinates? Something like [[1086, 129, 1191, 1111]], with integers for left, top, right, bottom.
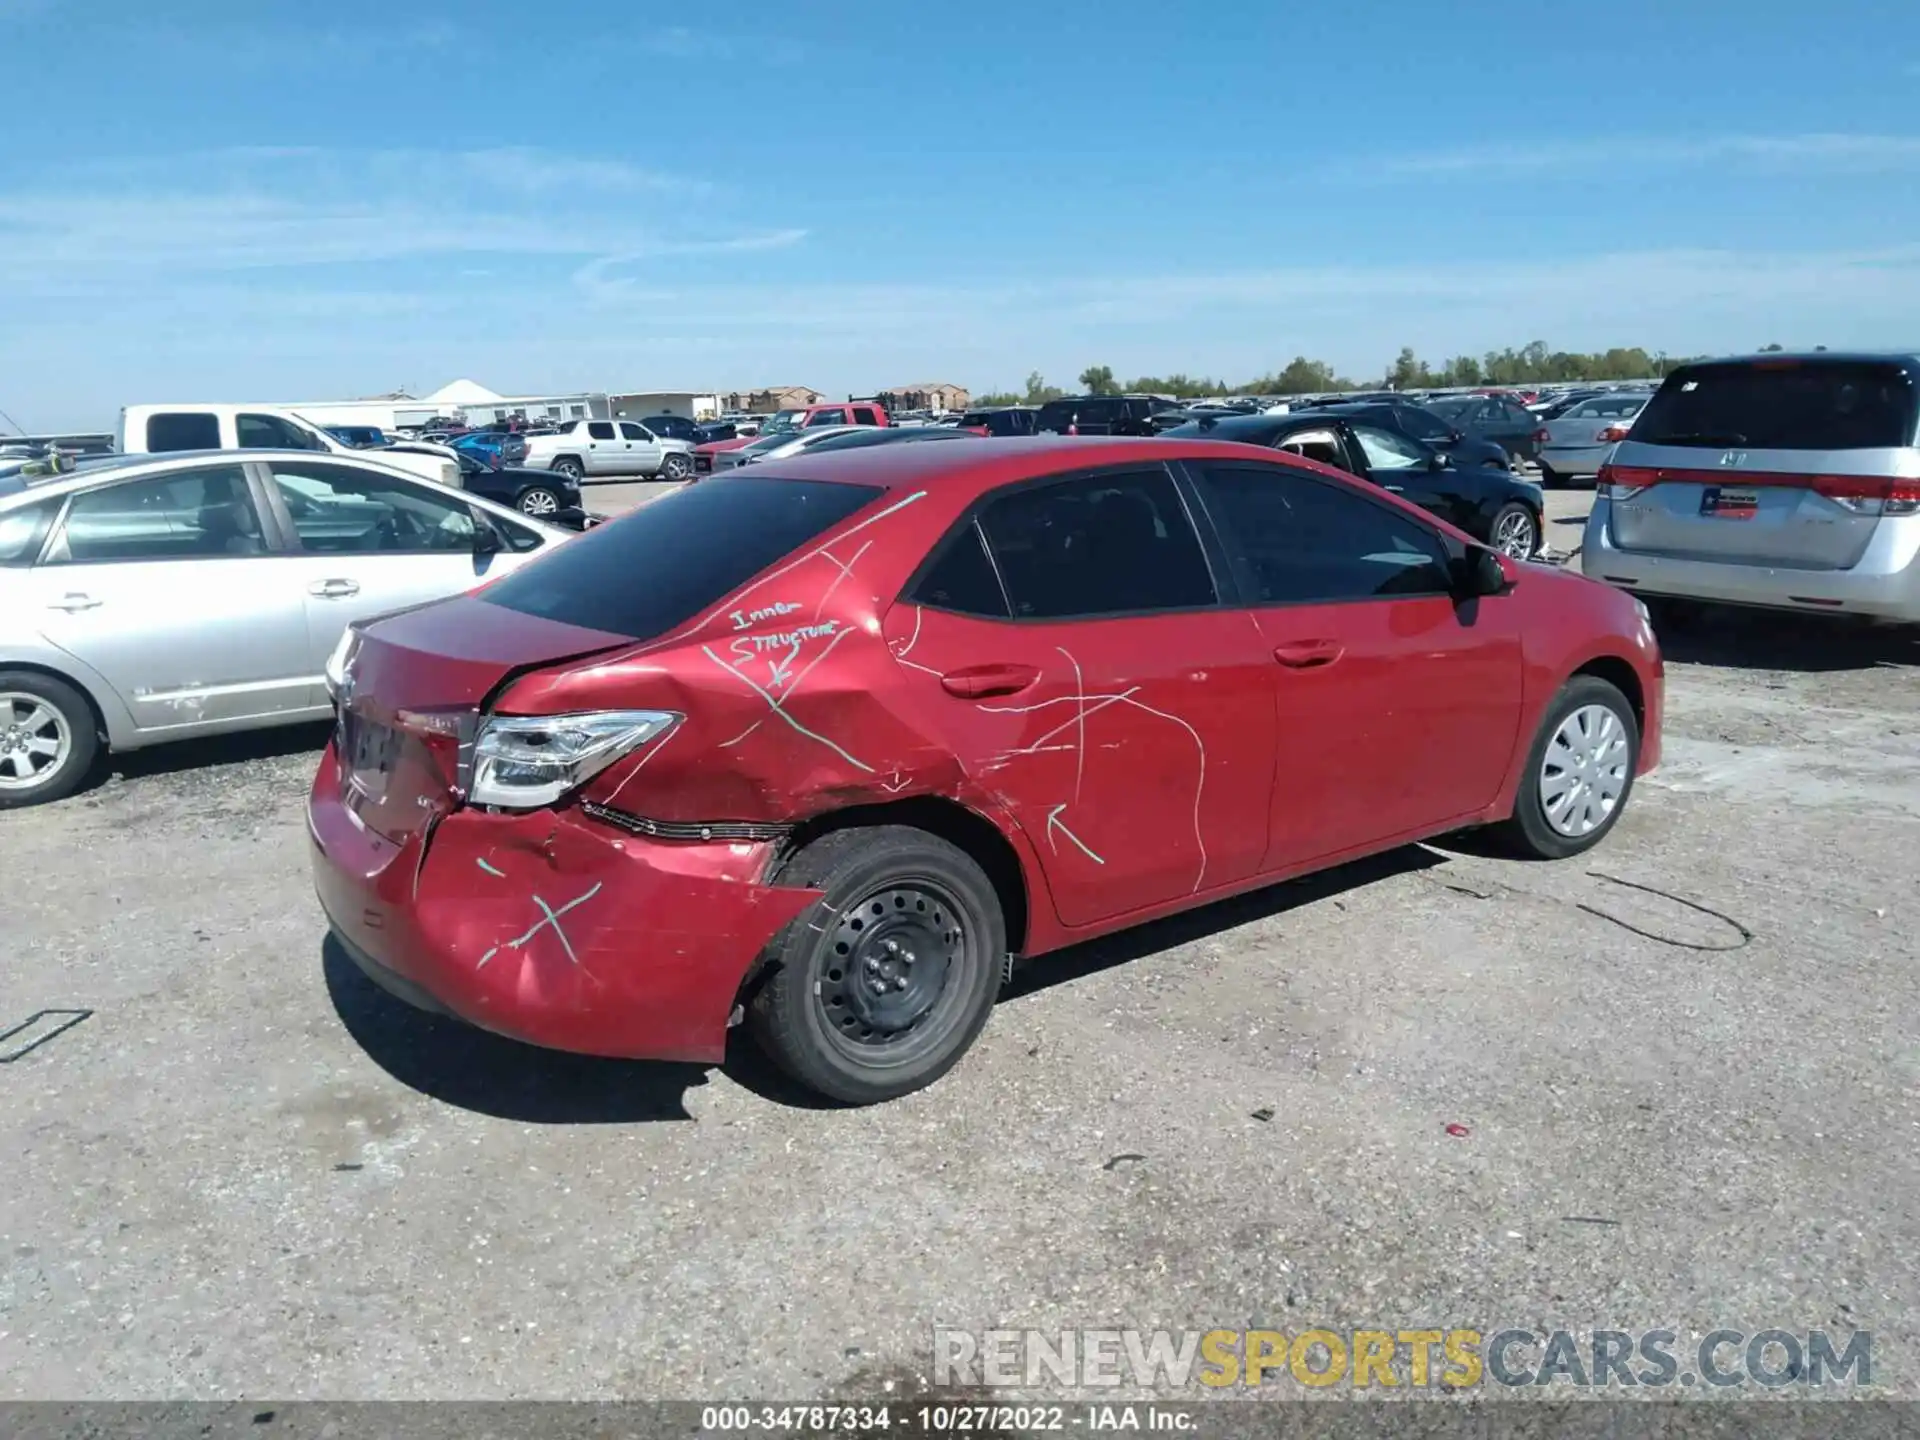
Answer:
[[661, 453, 692, 482], [1498, 676, 1639, 860], [1489, 501, 1540, 559], [748, 826, 1005, 1105], [0, 671, 99, 809]]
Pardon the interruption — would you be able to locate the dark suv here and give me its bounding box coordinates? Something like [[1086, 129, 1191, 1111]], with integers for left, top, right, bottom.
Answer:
[[1035, 394, 1178, 436], [958, 407, 1039, 437]]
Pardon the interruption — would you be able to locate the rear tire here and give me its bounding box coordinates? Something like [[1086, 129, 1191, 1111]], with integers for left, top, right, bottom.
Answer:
[[1497, 676, 1639, 860], [748, 826, 1004, 1105], [0, 671, 99, 809], [551, 457, 584, 481]]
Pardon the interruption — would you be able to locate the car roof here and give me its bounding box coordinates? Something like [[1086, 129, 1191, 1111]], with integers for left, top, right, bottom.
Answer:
[[0, 447, 435, 507], [752, 434, 1299, 494]]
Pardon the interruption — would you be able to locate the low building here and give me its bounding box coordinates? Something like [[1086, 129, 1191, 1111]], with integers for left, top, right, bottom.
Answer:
[[878, 382, 971, 414], [609, 391, 722, 422], [717, 386, 823, 414], [286, 380, 611, 433]]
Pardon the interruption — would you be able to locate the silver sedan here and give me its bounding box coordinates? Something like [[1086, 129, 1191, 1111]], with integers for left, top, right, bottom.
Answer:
[[1537, 392, 1653, 487], [0, 448, 569, 808]]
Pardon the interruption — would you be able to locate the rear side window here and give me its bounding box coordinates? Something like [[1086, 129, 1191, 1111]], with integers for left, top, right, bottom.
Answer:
[[975, 467, 1216, 619], [1035, 402, 1077, 432], [853, 407, 880, 425], [1634, 362, 1919, 450], [480, 476, 883, 640], [145, 412, 221, 451], [587, 422, 617, 441], [909, 520, 1008, 618], [0, 499, 57, 565]]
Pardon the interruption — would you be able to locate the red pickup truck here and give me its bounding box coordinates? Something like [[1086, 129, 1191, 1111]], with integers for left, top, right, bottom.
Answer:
[[692, 400, 890, 473]]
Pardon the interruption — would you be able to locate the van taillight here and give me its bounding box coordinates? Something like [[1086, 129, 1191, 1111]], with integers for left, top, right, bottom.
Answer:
[[1597, 464, 1657, 500], [1811, 474, 1920, 516]]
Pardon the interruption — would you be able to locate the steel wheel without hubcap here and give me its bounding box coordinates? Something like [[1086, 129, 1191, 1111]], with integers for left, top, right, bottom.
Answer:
[[518, 487, 560, 516], [1492, 505, 1538, 558], [817, 883, 963, 1057], [1539, 703, 1630, 837], [0, 691, 71, 792]]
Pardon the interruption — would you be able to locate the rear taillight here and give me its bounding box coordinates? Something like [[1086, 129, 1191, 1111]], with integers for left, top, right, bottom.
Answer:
[[1810, 474, 1920, 516], [469, 710, 680, 810], [1597, 463, 1657, 500], [1596, 425, 1631, 443], [1532, 426, 1550, 443]]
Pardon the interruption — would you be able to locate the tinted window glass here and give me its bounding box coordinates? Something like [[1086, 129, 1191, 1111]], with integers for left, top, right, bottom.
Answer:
[[1350, 424, 1429, 471], [1076, 399, 1119, 426], [804, 409, 848, 427], [267, 461, 476, 555], [619, 422, 649, 440], [977, 467, 1215, 619], [1396, 407, 1452, 442], [59, 465, 264, 563], [1035, 401, 1078, 432], [1195, 464, 1451, 605], [853, 407, 880, 425], [1633, 362, 1918, 450], [587, 422, 617, 441], [481, 477, 882, 640], [910, 520, 1008, 618], [237, 413, 324, 450], [0, 499, 57, 565], [145, 412, 222, 452]]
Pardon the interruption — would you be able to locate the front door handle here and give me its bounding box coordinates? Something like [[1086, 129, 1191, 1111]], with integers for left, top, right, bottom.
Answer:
[[1273, 640, 1344, 670], [48, 593, 102, 612], [938, 663, 1040, 699], [308, 579, 361, 599]]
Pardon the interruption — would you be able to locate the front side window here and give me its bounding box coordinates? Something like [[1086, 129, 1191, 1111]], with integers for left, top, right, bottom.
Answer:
[[237, 413, 325, 450], [619, 422, 651, 441], [1350, 424, 1429, 471], [805, 409, 848, 427], [144, 412, 221, 452], [267, 461, 476, 555], [57, 465, 265, 563], [1397, 407, 1452, 442], [1193, 464, 1451, 606], [975, 467, 1216, 619], [587, 422, 617, 441]]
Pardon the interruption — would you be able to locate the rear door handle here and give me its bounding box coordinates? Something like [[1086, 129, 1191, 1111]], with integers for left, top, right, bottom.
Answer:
[[308, 579, 361, 599], [939, 663, 1041, 699], [48, 593, 102, 612], [1273, 640, 1344, 669]]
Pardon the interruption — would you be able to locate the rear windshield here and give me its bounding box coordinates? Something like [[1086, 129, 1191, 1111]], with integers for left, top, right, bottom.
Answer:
[[1632, 361, 1918, 450], [479, 476, 883, 640]]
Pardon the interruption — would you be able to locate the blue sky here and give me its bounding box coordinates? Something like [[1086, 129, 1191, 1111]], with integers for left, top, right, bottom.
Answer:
[[4, 0, 1920, 429]]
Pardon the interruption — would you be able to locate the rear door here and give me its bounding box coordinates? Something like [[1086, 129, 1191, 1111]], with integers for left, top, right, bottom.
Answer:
[[890, 464, 1275, 927], [1185, 459, 1524, 866], [584, 421, 621, 475], [1604, 359, 1919, 570], [21, 463, 313, 732]]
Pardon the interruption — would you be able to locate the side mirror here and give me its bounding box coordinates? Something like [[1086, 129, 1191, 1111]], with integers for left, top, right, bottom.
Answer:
[[472, 515, 504, 556], [1428, 451, 1450, 471], [1452, 547, 1511, 600]]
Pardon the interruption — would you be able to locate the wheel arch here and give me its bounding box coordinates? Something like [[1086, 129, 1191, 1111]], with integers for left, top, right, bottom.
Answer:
[[1569, 653, 1645, 737], [0, 658, 121, 747]]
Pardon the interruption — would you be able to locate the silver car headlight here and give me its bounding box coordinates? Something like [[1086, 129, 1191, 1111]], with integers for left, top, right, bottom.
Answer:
[[324, 627, 360, 703], [469, 710, 680, 810]]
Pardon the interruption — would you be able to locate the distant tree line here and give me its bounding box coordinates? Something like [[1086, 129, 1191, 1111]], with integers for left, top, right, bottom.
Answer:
[[968, 341, 1813, 406]]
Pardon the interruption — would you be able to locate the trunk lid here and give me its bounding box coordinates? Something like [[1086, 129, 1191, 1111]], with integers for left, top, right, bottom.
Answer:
[[333, 596, 634, 842]]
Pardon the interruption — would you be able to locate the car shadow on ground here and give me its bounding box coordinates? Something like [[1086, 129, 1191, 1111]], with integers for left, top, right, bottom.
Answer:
[[1652, 606, 1919, 673], [91, 720, 332, 792], [326, 846, 1451, 1119]]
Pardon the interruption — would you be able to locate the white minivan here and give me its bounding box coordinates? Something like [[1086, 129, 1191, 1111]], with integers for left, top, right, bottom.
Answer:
[[119, 403, 461, 490]]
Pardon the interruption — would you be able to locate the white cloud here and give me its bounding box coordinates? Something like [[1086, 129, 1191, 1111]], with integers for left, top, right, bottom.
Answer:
[[1368, 132, 1920, 178]]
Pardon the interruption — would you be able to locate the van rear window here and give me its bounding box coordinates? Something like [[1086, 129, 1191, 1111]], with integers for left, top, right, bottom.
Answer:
[[1632, 361, 1918, 450], [479, 476, 883, 640]]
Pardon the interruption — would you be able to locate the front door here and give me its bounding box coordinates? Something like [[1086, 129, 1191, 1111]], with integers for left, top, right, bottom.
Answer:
[[886, 463, 1275, 928], [1343, 422, 1476, 532], [619, 422, 664, 475], [23, 463, 311, 732], [257, 459, 527, 700], [1186, 459, 1525, 868]]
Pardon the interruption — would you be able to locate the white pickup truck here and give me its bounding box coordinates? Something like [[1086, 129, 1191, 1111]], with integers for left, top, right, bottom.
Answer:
[[118, 404, 461, 489], [521, 419, 695, 482]]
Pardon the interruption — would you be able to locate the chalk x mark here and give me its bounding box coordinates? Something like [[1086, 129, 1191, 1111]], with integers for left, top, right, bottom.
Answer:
[[718, 721, 762, 748], [477, 882, 604, 970], [815, 539, 873, 618], [1044, 805, 1105, 865], [475, 858, 506, 878], [700, 642, 874, 773]]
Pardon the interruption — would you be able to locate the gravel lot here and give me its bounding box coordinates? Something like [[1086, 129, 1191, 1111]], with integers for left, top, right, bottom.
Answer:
[[3, 484, 1917, 1400]]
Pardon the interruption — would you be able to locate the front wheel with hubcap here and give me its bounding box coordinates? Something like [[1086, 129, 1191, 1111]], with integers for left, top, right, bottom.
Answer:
[[660, 452, 692, 482], [1498, 675, 1639, 859], [748, 826, 1005, 1105], [0, 671, 98, 809], [517, 486, 561, 517], [1489, 501, 1540, 559]]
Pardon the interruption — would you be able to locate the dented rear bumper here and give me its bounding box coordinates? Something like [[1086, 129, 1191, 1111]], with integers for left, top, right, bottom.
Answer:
[[308, 744, 819, 1063]]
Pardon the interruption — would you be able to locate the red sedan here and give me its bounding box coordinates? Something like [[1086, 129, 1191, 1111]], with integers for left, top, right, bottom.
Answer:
[[310, 437, 1661, 1105]]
